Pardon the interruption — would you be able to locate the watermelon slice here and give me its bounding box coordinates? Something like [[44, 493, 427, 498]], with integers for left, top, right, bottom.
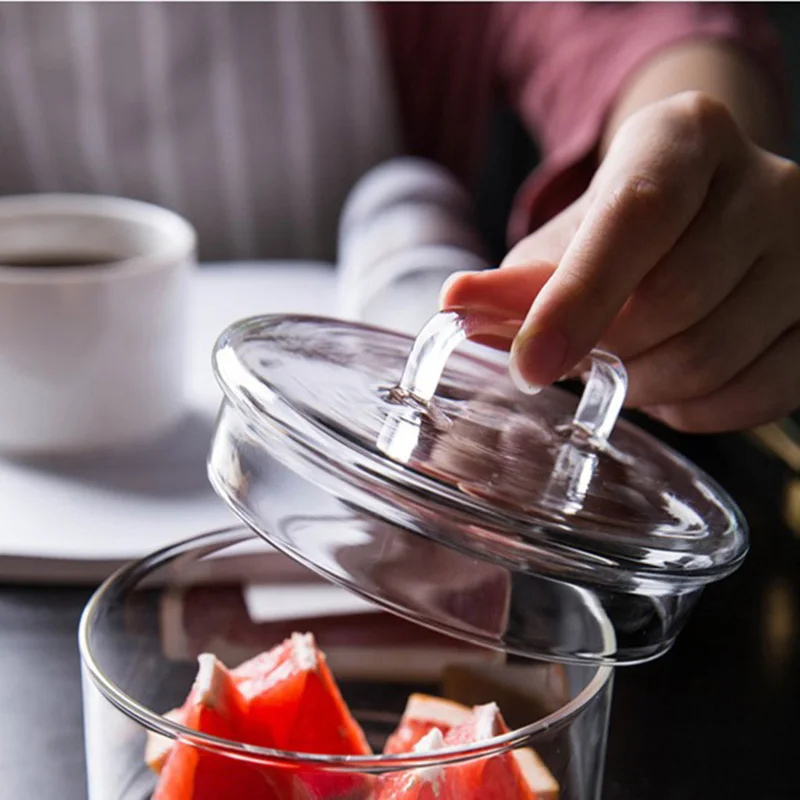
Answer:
[[149, 635, 372, 799], [235, 632, 372, 799], [149, 634, 370, 761], [511, 748, 560, 800], [146, 708, 185, 775], [383, 694, 471, 754], [152, 654, 275, 800], [235, 632, 370, 756], [379, 702, 559, 800], [377, 728, 457, 800], [442, 702, 531, 799], [146, 637, 557, 800], [443, 702, 558, 800]]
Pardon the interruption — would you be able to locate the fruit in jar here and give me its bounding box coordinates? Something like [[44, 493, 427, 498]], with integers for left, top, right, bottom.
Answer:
[[150, 634, 371, 768], [383, 694, 471, 754], [234, 632, 372, 799], [511, 748, 561, 800], [145, 708, 185, 775], [380, 701, 559, 800], [152, 654, 274, 799], [151, 635, 372, 799], [443, 702, 558, 800], [235, 632, 370, 755], [376, 728, 457, 800], [147, 635, 559, 799]]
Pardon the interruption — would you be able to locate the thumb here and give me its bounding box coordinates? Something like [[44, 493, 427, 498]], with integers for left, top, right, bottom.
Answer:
[[438, 199, 579, 354], [439, 261, 555, 352], [501, 196, 586, 271], [439, 261, 556, 321], [440, 198, 584, 317]]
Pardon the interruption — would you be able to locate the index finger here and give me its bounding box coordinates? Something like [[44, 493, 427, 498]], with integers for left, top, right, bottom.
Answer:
[[511, 94, 725, 389]]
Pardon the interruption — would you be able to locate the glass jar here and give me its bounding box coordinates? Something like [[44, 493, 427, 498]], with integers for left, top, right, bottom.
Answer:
[[80, 527, 612, 799]]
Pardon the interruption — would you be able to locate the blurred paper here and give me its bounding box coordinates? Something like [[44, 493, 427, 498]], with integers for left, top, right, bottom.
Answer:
[[243, 583, 378, 623]]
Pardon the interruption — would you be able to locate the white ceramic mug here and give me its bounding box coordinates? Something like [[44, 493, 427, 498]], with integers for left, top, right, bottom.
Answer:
[[0, 194, 196, 455]]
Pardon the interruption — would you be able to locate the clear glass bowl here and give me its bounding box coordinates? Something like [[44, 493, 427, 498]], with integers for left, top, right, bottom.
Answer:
[[80, 527, 613, 799]]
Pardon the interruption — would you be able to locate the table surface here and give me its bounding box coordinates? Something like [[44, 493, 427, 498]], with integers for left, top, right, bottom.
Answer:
[[2, 287, 799, 800], [3, 424, 799, 799]]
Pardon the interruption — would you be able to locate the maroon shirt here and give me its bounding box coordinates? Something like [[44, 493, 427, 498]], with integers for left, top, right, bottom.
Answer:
[[378, 2, 784, 244]]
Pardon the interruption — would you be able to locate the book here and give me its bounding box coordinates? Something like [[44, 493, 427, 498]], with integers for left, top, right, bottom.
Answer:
[[159, 580, 504, 684]]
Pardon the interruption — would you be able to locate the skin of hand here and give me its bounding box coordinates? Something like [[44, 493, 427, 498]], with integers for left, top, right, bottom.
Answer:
[[441, 51, 800, 434]]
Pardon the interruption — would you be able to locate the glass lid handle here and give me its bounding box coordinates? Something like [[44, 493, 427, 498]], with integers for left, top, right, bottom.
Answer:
[[395, 309, 628, 444]]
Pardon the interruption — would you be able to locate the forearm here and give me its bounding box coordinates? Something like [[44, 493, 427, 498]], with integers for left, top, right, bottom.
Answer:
[[601, 40, 784, 155]]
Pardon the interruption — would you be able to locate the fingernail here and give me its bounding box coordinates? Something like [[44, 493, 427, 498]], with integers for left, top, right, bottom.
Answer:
[[511, 328, 569, 390], [438, 270, 481, 307], [509, 358, 543, 395]]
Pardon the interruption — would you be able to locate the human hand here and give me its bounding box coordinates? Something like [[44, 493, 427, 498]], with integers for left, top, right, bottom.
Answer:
[[441, 91, 800, 433]]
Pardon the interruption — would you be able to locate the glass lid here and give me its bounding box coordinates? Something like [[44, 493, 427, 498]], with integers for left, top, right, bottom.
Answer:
[[208, 310, 748, 664]]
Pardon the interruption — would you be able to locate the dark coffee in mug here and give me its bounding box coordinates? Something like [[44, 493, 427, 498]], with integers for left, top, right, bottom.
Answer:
[[0, 253, 118, 268]]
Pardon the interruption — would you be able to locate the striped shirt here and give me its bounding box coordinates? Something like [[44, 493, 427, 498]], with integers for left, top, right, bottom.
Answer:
[[0, 2, 780, 261]]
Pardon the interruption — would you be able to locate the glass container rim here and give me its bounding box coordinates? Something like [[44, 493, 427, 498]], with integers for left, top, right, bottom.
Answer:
[[79, 525, 613, 771]]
